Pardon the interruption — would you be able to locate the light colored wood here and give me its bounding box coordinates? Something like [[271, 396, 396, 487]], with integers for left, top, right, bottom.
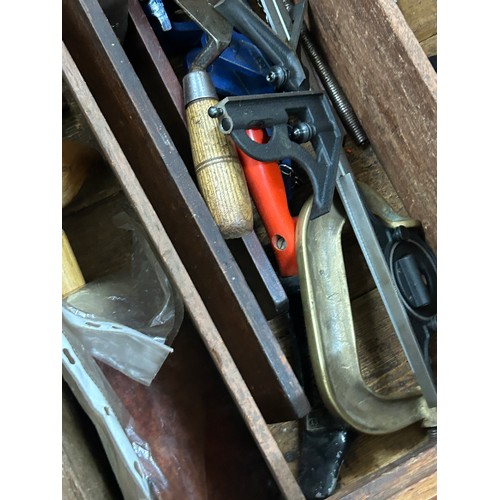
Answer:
[[328, 443, 436, 499], [186, 97, 253, 239], [309, 0, 437, 250], [62, 139, 89, 297], [62, 230, 85, 298], [397, 0, 437, 56], [63, 42, 305, 500], [62, 140, 101, 208], [421, 35, 437, 58]]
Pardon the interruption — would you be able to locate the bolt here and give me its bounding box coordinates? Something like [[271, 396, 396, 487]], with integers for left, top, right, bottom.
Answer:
[[266, 65, 287, 89], [273, 235, 287, 250], [291, 122, 316, 143], [207, 106, 223, 118]]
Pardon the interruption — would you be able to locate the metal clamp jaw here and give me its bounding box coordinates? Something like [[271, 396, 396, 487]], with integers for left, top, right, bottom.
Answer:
[[214, 0, 309, 91], [209, 91, 343, 219], [296, 190, 436, 435]]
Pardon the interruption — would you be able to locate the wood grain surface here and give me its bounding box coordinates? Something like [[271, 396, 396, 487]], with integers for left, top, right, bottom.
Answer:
[[62, 0, 438, 496], [62, 42, 305, 499], [398, 0, 437, 56], [308, 0, 437, 250], [63, 0, 310, 423], [186, 97, 253, 239], [62, 231, 86, 297], [329, 441, 437, 499]]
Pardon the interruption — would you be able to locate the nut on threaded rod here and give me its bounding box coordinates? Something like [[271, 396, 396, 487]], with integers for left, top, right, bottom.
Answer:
[[282, 0, 368, 146]]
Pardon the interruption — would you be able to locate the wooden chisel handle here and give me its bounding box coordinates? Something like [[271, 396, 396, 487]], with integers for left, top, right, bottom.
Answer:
[[62, 230, 86, 298], [184, 71, 253, 239], [62, 140, 92, 297]]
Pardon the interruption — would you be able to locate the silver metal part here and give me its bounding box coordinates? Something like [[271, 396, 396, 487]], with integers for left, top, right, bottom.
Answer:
[[296, 197, 436, 434], [259, 0, 306, 50], [183, 70, 218, 104], [336, 151, 437, 408], [174, 0, 232, 70], [260, 0, 293, 45], [214, 0, 309, 91], [62, 327, 161, 499]]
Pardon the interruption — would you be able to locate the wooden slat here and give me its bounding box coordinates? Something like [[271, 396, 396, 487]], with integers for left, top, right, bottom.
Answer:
[[62, 0, 310, 423], [308, 0, 437, 250], [328, 442, 437, 499], [62, 384, 119, 499], [398, 0, 437, 56], [62, 42, 305, 500], [421, 35, 437, 58]]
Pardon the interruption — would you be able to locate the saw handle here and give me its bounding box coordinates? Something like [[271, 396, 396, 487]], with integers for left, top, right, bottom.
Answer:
[[186, 96, 253, 239], [237, 129, 298, 277]]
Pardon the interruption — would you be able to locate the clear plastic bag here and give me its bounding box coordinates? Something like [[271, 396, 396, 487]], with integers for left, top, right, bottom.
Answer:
[[63, 211, 183, 385]]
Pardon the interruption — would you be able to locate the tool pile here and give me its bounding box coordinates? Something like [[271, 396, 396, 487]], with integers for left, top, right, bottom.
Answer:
[[141, 0, 437, 496], [63, 0, 437, 498]]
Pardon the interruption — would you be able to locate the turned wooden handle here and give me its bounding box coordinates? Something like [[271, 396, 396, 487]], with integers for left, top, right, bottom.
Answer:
[[62, 140, 93, 296], [62, 230, 85, 298], [186, 97, 253, 239], [62, 140, 102, 208]]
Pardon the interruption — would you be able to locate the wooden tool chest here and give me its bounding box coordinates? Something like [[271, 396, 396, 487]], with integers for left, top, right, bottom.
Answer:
[[62, 0, 437, 498]]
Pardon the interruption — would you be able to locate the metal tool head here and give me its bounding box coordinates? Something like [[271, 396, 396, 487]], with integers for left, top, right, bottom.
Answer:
[[173, 0, 233, 70], [259, 0, 307, 51], [214, 0, 309, 91], [210, 91, 343, 219]]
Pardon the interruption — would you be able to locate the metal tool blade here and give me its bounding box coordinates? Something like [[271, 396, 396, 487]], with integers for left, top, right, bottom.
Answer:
[[214, 0, 309, 91], [259, 0, 307, 50], [174, 0, 232, 69]]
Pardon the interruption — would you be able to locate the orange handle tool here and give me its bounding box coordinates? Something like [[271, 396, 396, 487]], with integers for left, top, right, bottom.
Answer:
[[237, 128, 298, 277]]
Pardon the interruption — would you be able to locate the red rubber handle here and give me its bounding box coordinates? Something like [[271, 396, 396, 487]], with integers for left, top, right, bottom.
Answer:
[[237, 129, 298, 277]]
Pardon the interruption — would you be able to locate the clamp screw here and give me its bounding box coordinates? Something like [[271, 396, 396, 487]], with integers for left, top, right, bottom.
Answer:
[[266, 65, 288, 89], [208, 106, 223, 118], [291, 122, 317, 143]]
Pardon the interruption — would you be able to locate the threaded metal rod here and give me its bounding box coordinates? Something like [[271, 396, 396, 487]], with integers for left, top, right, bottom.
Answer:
[[283, 0, 368, 146]]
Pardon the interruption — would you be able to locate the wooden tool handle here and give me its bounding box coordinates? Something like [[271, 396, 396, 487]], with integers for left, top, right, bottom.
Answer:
[[62, 140, 92, 297], [186, 97, 253, 239], [62, 140, 101, 208], [62, 230, 85, 298]]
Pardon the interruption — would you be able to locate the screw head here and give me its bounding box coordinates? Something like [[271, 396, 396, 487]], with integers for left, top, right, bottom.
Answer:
[[208, 106, 223, 118], [266, 71, 276, 83], [266, 66, 287, 89]]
